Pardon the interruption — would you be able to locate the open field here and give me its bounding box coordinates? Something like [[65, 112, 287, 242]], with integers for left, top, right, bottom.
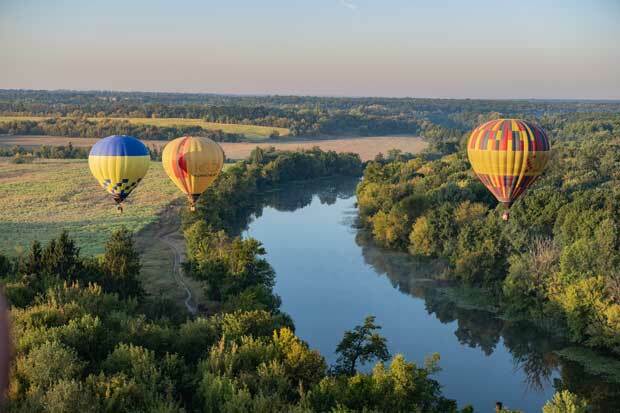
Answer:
[[0, 158, 180, 256], [0, 115, 290, 139], [1, 134, 428, 161], [219, 135, 427, 161], [0, 158, 216, 309]]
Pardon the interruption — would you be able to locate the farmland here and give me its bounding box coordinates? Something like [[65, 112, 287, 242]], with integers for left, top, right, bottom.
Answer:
[[0, 158, 180, 256], [0, 115, 290, 139], [0, 134, 427, 161]]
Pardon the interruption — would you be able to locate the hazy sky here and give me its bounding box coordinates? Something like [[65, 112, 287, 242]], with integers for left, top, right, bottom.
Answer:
[[1, 0, 619, 99]]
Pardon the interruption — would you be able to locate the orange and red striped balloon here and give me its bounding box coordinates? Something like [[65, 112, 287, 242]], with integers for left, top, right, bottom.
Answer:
[[162, 136, 225, 211], [467, 119, 550, 219]]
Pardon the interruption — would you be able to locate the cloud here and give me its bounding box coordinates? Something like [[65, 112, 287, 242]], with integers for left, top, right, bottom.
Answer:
[[339, 0, 358, 11]]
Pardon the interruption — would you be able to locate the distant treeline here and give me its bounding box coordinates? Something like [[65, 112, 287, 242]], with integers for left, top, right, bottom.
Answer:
[[4, 90, 614, 139], [2, 89, 620, 147], [1, 142, 88, 159], [1, 143, 168, 163], [0, 118, 243, 142]]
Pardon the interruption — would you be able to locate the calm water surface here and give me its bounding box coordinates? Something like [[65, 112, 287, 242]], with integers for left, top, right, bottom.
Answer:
[[242, 178, 617, 413]]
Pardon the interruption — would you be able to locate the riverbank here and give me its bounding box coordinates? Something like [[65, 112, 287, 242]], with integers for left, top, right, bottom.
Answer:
[[242, 177, 619, 412]]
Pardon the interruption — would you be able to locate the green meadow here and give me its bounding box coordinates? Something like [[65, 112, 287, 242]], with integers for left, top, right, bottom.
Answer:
[[0, 158, 181, 256]]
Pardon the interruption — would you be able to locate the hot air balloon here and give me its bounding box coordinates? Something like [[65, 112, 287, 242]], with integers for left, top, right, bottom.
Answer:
[[467, 119, 550, 220], [88, 135, 150, 212], [162, 136, 225, 211]]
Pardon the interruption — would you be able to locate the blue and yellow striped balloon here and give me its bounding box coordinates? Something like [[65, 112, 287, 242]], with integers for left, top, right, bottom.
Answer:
[[88, 135, 150, 211]]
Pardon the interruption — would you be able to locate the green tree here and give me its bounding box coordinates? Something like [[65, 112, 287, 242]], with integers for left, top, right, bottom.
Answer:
[[13, 341, 83, 393], [40, 379, 95, 413], [0, 254, 12, 277], [25, 240, 42, 274], [542, 390, 589, 413], [41, 231, 80, 278], [334, 315, 390, 375], [101, 227, 144, 298], [249, 146, 265, 164]]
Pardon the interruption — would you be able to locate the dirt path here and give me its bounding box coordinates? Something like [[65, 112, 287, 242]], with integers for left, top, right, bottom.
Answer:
[[157, 223, 197, 315], [137, 203, 202, 315]]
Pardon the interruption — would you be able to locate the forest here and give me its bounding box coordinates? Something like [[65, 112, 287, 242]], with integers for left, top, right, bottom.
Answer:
[[357, 113, 620, 360], [3, 90, 619, 138]]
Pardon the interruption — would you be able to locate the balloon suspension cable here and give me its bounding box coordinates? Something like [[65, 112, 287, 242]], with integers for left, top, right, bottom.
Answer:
[[189, 194, 200, 212], [114, 197, 124, 214]]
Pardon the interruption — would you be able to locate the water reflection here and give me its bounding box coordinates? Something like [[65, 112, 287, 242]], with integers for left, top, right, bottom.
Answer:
[[245, 177, 620, 412], [231, 177, 360, 234], [260, 177, 359, 212], [355, 224, 620, 412]]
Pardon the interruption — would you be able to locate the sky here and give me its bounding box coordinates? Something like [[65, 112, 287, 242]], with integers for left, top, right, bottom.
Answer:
[[1, 0, 619, 99]]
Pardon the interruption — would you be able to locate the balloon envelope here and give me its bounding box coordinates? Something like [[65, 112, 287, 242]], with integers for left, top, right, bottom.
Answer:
[[88, 135, 150, 205], [162, 136, 224, 208], [467, 119, 550, 207]]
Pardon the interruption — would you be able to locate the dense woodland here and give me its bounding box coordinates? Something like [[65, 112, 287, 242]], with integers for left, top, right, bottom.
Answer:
[[357, 113, 620, 362], [0, 118, 244, 142], [3, 90, 619, 138]]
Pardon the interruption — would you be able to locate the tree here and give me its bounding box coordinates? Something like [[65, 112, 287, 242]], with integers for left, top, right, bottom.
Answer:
[[542, 390, 589, 413], [334, 315, 390, 375], [41, 231, 80, 278], [249, 146, 265, 164], [101, 227, 144, 298], [41, 379, 95, 413], [13, 341, 83, 391], [0, 254, 12, 278], [25, 240, 42, 274]]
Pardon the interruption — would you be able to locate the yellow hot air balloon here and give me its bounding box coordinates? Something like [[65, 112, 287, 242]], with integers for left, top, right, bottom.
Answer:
[[467, 119, 551, 220], [162, 136, 225, 211], [88, 135, 150, 212]]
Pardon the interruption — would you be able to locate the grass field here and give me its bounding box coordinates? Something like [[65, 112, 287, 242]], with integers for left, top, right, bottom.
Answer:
[[1, 135, 427, 161], [0, 115, 290, 139], [0, 158, 232, 310], [0, 158, 180, 256]]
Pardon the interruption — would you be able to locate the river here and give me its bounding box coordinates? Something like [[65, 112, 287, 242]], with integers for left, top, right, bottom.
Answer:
[[242, 177, 618, 413]]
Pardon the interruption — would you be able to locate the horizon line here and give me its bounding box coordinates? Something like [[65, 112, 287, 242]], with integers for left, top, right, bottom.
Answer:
[[2, 88, 620, 103]]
